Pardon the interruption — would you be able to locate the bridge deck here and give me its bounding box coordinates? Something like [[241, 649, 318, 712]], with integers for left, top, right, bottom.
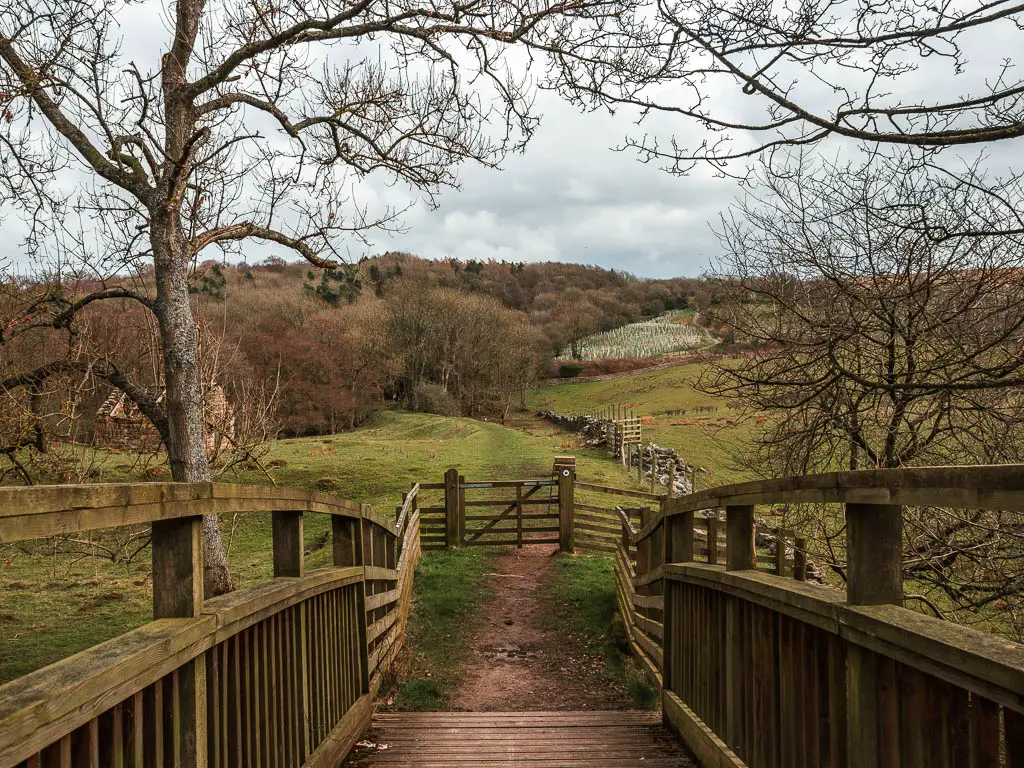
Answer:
[[345, 710, 697, 767]]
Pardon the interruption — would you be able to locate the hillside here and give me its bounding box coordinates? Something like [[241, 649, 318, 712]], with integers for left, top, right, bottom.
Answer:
[[526, 362, 753, 486], [1, 254, 707, 484]]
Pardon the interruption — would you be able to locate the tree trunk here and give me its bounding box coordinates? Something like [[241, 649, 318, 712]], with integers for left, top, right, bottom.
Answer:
[[152, 218, 234, 597]]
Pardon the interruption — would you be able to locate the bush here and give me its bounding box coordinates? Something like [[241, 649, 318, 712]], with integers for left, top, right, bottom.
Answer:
[[557, 362, 585, 378], [412, 382, 461, 416]]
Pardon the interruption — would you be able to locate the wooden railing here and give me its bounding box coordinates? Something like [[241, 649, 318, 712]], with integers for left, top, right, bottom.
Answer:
[[0, 481, 421, 768], [618, 465, 1024, 768]]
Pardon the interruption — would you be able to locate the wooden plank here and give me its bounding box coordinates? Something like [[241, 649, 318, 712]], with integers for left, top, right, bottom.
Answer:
[[464, 514, 556, 522], [364, 589, 400, 612], [576, 482, 661, 501], [463, 538, 560, 547], [575, 504, 623, 517], [969, 696, 1000, 768], [458, 480, 557, 489], [463, 499, 556, 508], [1007, 708, 1024, 768], [576, 520, 621, 535], [516, 485, 524, 550], [363, 565, 398, 582]]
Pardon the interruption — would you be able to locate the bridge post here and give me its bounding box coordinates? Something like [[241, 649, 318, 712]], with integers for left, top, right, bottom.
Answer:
[[152, 516, 206, 767], [793, 536, 807, 581], [555, 456, 576, 553], [844, 502, 903, 768], [845, 503, 903, 605], [661, 496, 689, 717], [332, 516, 363, 567], [723, 504, 755, 754], [725, 504, 756, 571], [444, 468, 460, 548], [459, 474, 467, 546], [272, 510, 304, 577], [663, 499, 693, 564]]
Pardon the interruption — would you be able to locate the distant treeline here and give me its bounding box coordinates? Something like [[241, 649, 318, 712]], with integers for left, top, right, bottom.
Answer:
[[1, 254, 703, 446]]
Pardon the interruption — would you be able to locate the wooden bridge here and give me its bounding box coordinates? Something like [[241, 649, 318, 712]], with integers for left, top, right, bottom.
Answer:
[[1, 462, 1023, 767]]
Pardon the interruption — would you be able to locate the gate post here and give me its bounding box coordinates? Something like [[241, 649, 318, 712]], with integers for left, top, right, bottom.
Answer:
[[554, 456, 575, 552], [444, 468, 460, 548]]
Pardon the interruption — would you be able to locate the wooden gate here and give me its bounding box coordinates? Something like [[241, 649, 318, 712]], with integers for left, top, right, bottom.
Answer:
[[417, 461, 577, 550], [460, 479, 560, 547]]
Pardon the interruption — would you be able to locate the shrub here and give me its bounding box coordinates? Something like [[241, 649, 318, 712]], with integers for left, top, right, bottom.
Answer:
[[412, 383, 461, 416], [557, 362, 585, 378]]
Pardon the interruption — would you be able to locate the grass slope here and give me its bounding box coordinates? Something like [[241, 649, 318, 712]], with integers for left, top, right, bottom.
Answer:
[[527, 362, 754, 485], [0, 409, 644, 684]]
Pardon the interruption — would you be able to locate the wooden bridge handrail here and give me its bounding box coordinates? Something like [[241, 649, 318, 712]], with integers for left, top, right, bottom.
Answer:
[[0, 566, 364, 765], [632, 463, 1024, 543], [616, 505, 637, 535], [619, 464, 1024, 768], [0, 481, 391, 544], [0, 478, 423, 767], [667, 563, 1024, 713]]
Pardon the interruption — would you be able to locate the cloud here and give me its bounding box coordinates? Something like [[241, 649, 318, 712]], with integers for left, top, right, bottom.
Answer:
[[360, 91, 738, 278]]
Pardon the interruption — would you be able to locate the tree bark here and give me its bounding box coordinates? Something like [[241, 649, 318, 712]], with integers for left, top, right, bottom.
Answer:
[[152, 217, 233, 597]]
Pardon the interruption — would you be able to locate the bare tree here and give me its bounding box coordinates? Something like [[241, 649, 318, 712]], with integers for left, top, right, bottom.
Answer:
[[0, 0, 620, 594], [549, 0, 1024, 170], [700, 150, 1024, 630]]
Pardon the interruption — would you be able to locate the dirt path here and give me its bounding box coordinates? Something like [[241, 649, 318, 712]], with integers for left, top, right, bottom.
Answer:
[[449, 545, 633, 711]]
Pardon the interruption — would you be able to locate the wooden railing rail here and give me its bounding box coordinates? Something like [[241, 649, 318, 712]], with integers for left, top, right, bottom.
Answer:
[[0, 481, 422, 768], [621, 465, 1024, 768]]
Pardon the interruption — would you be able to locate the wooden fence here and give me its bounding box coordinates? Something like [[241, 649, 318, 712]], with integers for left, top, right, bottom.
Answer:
[[617, 466, 1024, 768], [0, 482, 421, 768], [575, 481, 658, 553]]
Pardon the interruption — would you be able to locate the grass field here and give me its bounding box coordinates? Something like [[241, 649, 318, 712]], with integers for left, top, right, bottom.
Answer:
[[0, 409, 649, 684], [538, 553, 658, 708], [526, 362, 755, 486]]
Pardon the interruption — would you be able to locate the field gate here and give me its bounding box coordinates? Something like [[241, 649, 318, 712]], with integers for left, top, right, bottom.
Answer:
[[416, 458, 576, 551]]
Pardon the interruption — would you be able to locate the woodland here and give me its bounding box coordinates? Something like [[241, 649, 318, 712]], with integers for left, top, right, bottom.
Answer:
[[0, 254, 698, 477]]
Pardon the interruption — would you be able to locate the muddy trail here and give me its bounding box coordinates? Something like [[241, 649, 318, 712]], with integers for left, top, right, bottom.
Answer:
[[449, 545, 635, 711]]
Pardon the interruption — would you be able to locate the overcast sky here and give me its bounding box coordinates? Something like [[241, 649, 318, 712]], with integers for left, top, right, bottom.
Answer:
[[354, 91, 738, 279], [3, 2, 1020, 282]]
